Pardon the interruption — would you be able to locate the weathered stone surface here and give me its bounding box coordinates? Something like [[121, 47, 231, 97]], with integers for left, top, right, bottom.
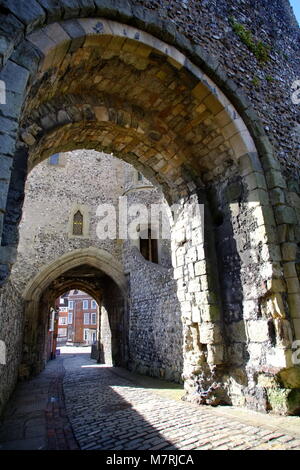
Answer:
[[0, 0, 298, 418], [278, 367, 300, 389], [2, 0, 46, 33]]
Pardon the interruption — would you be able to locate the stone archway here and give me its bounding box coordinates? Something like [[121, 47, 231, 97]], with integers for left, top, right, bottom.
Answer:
[[0, 4, 299, 414], [21, 248, 127, 377]]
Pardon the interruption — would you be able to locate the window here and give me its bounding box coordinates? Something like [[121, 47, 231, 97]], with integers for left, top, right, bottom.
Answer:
[[73, 210, 83, 236], [49, 153, 60, 165], [84, 329, 89, 342], [84, 313, 90, 324], [91, 313, 96, 325], [83, 300, 89, 309], [68, 312, 73, 324], [69, 301, 74, 309], [58, 328, 67, 337], [59, 317, 67, 325], [59, 307, 68, 312], [140, 228, 158, 264], [91, 300, 97, 309]]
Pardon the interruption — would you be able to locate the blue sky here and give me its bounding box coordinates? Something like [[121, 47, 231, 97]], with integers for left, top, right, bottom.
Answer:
[[289, 0, 300, 24]]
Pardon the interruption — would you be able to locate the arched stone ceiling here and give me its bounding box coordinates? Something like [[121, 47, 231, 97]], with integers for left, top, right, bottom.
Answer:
[[18, 18, 256, 201]]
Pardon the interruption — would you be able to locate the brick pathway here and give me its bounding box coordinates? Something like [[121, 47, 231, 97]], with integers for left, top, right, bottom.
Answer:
[[0, 354, 78, 450], [1, 350, 300, 450]]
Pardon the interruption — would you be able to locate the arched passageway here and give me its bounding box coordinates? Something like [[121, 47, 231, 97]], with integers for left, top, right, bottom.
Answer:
[[21, 248, 127, 377], [0, 4, 299, 416]]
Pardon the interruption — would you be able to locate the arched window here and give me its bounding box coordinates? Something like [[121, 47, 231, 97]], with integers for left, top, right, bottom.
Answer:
[[73, 210, 83, 235], [140, 228, 158, 264]]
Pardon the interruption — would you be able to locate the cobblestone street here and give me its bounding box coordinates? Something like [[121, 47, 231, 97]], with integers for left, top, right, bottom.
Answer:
[[1, 349, 300, 451]]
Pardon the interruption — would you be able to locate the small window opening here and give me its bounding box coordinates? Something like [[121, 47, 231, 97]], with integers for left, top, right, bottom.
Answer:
[[73, 210, 83, 235], [140, 228, 158, 264]]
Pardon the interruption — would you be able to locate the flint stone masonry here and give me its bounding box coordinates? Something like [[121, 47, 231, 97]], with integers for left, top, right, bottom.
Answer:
[[0, 281, 23, 414], [0, 0, 299, 417]]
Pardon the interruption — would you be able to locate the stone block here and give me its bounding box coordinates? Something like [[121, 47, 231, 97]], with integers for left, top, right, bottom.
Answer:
[[0, 60, 30, 96], [61, 19, 86, 51], [242, 300, 257, 319], [286, 277, 300, 294], [38, 0, 63, 22], [194, 260, 206, 276], [0, 155, 13, 180], [226, 321, 247, 343], [228, 343, 245, 366], [247, 343, 263, 363], [174, 266, 183, 280], [207, 344, 224, 364], [191, 227, 204, 246], [191, 304, 201, 323], [0, 133, 17, 157], [260, 293, 285, 318], [197, 244, 205, 261], [0, 246, 17, 264], [274, 319, 293, 348], [275, 206, 297, 225], [230, 132, 251, 159], [188, 262, 194, 278], [293, 319, 300, 340], [266, 348, 293, 369], [2, 0, 46, 33], [260, 151, 281, 172], [283, 262, 297, 279], [200, 304, 220, 322], [266, 388, 290, 415], [261, 243, 281, 262], [248, 188, 269, 206], [278, 367, 300, 389], [266, 278, 286, 293], [277, 224, 288, 244], [247, 320, 270, 343], [43, 22, 71, 46], [174, 228, 186, 244], [60, 0, 80, 18], [281, 243, 297, 262], [199, 275, 208, 291], [181, 301, 191, 318], [252, 205, 276, 227], [186, 247, 197, 263], [288, 294, 300, 319], [270, 188, 286, 206], [266, 170, 287, 190], [0, 180, 9, 211], [199, 322, 222, 344], [187, 278, 201, 293], [257, 373, 279, 388]]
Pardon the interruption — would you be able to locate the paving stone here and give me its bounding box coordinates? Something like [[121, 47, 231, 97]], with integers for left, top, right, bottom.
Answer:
[[1, 352, 300, 451]]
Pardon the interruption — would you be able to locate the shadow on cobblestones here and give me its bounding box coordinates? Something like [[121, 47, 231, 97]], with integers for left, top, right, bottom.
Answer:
[[1, 352, 300, 451], [63, 354, 177, 450]]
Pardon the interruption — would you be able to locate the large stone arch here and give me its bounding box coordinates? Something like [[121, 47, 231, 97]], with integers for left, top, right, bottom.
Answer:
[[0, 2, 298, 414], [23, 247, 127, 300]]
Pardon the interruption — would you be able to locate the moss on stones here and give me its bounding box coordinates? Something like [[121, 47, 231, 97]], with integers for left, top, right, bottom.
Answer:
[[229, 17, 270, 64]]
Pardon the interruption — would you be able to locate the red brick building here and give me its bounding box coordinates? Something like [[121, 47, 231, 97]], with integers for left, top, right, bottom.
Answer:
[[57, 290, 99, 345]]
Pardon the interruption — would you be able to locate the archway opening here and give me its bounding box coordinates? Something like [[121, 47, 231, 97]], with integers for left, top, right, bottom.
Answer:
[[1, 15, 296, 416]]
